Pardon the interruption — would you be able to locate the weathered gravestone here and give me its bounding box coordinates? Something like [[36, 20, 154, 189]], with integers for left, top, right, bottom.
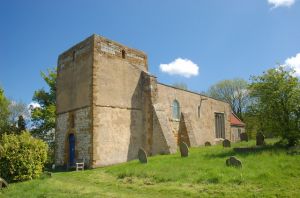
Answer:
[[179, 142, 189, 157], [138, 148, 148, 163], [226, 156, 242, 168], [0, 177, 8, 189], [223, 139, 231, 148], [256, 132, 265, 146], [287, 145, 300, 155], [204, 141, 211, 146], [240, 133, 248, 142]]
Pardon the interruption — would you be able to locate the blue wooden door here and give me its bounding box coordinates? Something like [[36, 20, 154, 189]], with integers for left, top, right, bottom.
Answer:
[[69, 134, 75, 165]]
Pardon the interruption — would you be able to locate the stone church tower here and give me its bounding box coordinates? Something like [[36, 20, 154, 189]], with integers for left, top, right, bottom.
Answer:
[[55, 34, 232, 168]]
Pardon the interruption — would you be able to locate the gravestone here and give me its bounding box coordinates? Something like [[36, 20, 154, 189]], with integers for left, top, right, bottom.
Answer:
[[256, 132, 265, 146], [226, 156, 242, 168], [0, 177, 8, 189], [204, 141, 211, 146], [287, 145, 300, 155], [240, 133, 248, 142], [223, 139, 231, 148], [138, 148, 148, 163], [179, 142, 189, 157]]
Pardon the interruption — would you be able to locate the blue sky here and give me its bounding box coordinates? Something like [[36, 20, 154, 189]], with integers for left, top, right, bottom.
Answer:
[[0, 0, 300, 104]]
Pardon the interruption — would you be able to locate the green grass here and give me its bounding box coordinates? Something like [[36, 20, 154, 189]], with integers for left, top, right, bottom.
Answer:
[[1, 139, 300, 198]]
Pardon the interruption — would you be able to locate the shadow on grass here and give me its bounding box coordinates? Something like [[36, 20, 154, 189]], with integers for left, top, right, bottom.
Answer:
[[204, 144, 286, 159]]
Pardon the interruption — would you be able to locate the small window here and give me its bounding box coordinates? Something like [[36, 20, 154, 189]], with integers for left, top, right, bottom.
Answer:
[[122, 50, 126, 59], [72, 51, 76, 62], [198, 105, 201, 118], [70, 114, 75, 128], [172, 100, 180, 120]]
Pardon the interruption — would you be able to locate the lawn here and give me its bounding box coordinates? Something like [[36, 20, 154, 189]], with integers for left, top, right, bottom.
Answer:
[[1, 139, 300, 198]]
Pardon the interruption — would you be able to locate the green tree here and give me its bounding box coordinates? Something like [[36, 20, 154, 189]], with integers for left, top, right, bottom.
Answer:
[[207, 78, 249, 119], [0, 132, 48, 182], [0, 87, 10, 135], [31, 68, 56, 143], [249, 67, 300, 146], [8, 100, 29, 125]]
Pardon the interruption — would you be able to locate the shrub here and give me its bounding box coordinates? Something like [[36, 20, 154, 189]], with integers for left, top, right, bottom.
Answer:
[[0, 132, 48, 182]]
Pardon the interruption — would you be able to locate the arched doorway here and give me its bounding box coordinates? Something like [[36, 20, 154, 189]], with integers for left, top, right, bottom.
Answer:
[[69, 134, 75, 166]]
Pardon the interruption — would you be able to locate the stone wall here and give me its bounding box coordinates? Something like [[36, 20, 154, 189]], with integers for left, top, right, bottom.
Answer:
[[156, 83, 231, 145], [55, 112, 68, 166], [56, 36, 93, 114], [91, 35, 147, 167], [55, 107, 92, 167]]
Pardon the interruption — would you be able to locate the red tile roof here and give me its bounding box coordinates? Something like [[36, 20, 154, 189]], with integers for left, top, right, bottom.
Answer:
[[230, 113, 245, 127]]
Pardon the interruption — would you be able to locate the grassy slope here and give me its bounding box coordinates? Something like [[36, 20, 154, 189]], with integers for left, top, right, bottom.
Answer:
[[1, 139, 300, 198]]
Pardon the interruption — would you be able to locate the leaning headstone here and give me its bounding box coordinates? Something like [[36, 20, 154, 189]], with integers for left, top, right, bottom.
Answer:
[[256, 132, 265, 146], [179, 142, 189, 157], [0, 177, 8, 189], [138, 148, 148, 164], [223, 139, 231, 148], [287, 145, 300, 155], [240, 133, 248, 142], [226, 156, 242, 168], [204, 141, 211, 146]]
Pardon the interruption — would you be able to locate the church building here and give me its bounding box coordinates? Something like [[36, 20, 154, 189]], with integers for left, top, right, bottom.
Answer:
[[55, 34, 232, 168]]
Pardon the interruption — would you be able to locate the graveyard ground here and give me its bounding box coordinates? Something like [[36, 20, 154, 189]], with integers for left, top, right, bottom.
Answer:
[[1, 139, 300, 198]]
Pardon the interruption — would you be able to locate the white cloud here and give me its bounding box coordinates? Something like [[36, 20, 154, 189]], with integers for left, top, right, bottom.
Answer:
[[28, 102, 41, 109], [283, 53, 300, 76], [160, 58, 199, 78], [268, 0, 295, 8]]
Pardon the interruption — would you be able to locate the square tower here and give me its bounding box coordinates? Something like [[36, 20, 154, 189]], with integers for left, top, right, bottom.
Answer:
[[55, 34, 148, 168]]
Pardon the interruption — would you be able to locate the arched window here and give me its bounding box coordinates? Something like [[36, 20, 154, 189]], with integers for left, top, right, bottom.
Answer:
[[172, 100, 180, 120]]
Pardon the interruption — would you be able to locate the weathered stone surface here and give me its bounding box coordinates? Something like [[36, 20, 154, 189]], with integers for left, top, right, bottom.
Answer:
[[179, 142, 189, 157], [226, 156, 242, 168], [55, 107, 91, 167], [138, 148, 148, 163], [204, 141, 211, 146], [223, 139, 231, 148], [256, 132, 265, 146], [0, 177, 8, 189], [240, 133, 248, 142]]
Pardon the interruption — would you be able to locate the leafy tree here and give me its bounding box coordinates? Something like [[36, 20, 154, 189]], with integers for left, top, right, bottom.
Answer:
[[31, 68, 56, 143], [0, 132, 48, 182], [248, 67, 300, 146], [0, 87, 10, 135], [207, 78, 249, 119], [8, 100, 29, 125], [172, 82, 188, 90]]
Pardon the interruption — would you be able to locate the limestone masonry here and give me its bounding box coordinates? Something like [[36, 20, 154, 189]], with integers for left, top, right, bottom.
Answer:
[[55, 34, 233, 168]]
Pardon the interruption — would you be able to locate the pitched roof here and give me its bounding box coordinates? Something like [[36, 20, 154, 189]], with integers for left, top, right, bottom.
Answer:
[[230, 113, 245, 127]]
